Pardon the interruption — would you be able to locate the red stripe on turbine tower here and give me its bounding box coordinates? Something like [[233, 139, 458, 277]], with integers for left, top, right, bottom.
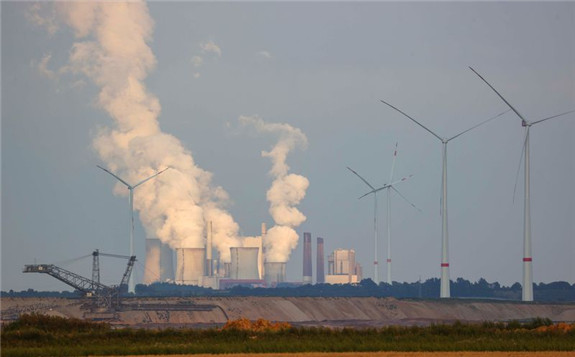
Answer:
[[441, 263, 449, 267], [523, 257, 532, 262]]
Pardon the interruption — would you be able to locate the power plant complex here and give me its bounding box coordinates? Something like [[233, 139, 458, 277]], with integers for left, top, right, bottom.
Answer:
[[142, 227, 361, 290], [143, 223, 291, 289]]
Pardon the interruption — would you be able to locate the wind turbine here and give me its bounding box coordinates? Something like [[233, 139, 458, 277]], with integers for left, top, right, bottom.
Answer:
[[347, 146, 415, 284], [469, 67, 575, 302], [98, 165, 170, 293], [379, 99, 509, 298], [366, 143, 420, 285]]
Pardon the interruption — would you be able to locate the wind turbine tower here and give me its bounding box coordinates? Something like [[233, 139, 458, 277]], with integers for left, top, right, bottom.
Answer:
[[469, 67, 574, 302], [379, 100, 509, 298], [348, 145, 416, 284], [98, 166, 170, 293], [371, 143, 420, 285]]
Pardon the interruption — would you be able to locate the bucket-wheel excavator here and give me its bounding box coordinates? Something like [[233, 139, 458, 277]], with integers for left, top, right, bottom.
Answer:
[[23, 250, 136, 310]]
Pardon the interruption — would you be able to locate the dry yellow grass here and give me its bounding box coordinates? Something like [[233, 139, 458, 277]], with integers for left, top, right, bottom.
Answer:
[[123, 353, 575, 357]]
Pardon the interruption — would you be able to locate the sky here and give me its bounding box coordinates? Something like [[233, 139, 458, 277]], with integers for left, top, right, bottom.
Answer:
[[2, 1, 574, 292]]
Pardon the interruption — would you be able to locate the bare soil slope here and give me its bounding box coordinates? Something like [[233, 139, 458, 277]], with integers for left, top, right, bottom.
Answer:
[[2, 297, 574, 327]]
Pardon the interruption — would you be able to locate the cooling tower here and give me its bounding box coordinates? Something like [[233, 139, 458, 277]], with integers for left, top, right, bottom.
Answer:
[[317, 237, 325, 284], [206, 221, 213, 276], [160, 242, 174, 281], [264, 262, 286, 286], [230, 247, 259, 280], [303, 232, 312, 284], [144, 238, 161, 284], [175, 248, 205, 285]]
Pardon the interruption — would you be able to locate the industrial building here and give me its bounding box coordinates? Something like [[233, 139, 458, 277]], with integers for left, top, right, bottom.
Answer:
[[303, 232, 312, 284], [145, 222, 273, 290], [325, 249, 362, 284], [316, 237, 325, 283]]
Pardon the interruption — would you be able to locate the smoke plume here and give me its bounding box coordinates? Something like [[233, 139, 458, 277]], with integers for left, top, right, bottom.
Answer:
[[42, 2, 240, 261], [239, 115, 309, 262]]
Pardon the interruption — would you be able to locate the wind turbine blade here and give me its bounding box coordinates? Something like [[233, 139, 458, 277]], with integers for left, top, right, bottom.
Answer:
[[531, 109, 575, 126], [389, 142, 398, 183], [392, 186, 422, 212], [389, 174, 414, 187], [97, 165, 131, 188], [133, 167, 171, 188], [513, 129, 528, 204], [447, 109, 511, 142], [469, 67, 528, 124], [380, 99, 443, 141], [358, 190, 375, 200], [347, 166, 375, 190]]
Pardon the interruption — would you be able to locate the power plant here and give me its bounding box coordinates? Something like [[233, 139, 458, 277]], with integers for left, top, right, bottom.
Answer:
[[326, 249, 362, 284], [145, 222, 272, 289], [141, 224, 363, 289]]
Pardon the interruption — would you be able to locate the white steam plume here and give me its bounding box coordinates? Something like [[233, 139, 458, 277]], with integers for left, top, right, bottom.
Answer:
[[44, 2, 240, 261], [239, 115, 309, 262]]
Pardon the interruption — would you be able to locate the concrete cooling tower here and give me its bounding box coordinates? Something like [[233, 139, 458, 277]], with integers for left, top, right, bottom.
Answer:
[[264, 262, 286, 286], [144, 238, 175, 284], [144, 238, 161, 284], [230, 247, 259, 280], [175, 248, 205, 285], [160, 242, 174, 281]]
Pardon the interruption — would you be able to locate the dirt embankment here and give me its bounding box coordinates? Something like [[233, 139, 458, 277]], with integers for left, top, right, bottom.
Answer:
[[2, 297, 575, 327]]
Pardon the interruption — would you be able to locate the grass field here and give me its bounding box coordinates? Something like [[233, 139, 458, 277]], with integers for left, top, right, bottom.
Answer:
[[2, 315, 574, 357], [118, 351, 575, 357]]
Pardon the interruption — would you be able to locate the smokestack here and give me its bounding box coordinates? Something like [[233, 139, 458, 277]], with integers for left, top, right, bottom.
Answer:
[[316, 237, 325, 284], [261, 222, 267, 236], [264, 262, 286, 286], [175, 248, 205, 285], [206, 221, 213, 276], [303, 232, 312, 284], [144, 238, 161, 284], [160, 241, 174, 281], [230, 247, 260, 280]]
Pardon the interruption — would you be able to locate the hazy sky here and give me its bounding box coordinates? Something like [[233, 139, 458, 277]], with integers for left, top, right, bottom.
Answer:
[[2, 1, 574, 292]]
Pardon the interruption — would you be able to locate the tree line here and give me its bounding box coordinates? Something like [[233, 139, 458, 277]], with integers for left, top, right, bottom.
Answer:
[[3, 278, 575, 302]]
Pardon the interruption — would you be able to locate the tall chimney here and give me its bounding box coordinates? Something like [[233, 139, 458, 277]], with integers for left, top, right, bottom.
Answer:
[[303, 232, 312, 284], [316, 237, 325, 284]]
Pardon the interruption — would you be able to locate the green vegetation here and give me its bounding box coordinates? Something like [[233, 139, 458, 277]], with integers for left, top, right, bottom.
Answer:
[[2, 314, 574, 357], [4, 278, 575, 301]]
